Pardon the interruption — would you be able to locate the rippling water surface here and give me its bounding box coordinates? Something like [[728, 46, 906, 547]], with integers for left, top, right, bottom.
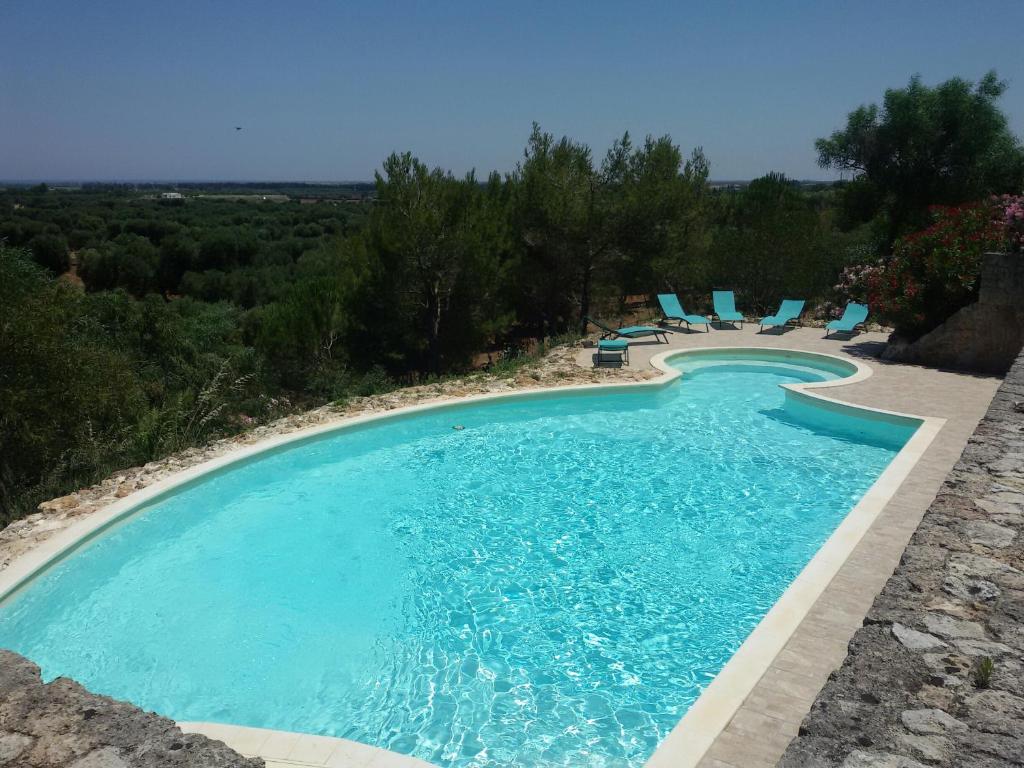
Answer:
[[0, 355, 914, 767]]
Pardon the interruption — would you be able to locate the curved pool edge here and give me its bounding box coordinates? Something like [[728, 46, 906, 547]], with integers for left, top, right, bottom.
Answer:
[[178, 721, 436, 767], [0, 346, 945, 768], [644, 353, 945, 768], [0, 373, 681, 607]]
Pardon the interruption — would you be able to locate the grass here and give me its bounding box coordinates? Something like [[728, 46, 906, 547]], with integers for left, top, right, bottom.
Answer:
[[972, 656, 994, 689], [331, 333, 581, 406]]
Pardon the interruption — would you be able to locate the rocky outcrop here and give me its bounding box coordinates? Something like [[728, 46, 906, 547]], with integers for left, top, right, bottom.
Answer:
[[0, 650, 260, 767], [778, 348, 1024, 767], [882, 252, 1024, 374]]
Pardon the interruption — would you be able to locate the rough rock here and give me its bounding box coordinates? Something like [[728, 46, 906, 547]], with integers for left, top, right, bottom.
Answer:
[[892, 624, 945, 651], [923, 614, 986, 641], [0, 650, 260, 767], [881, 252, 1024, 373], [779, 348, 1024, 767], [37, 494, 79, 513], [964, 521, 1017, 548], [840, 751, 930, 768], [899, 709, 967, 735]]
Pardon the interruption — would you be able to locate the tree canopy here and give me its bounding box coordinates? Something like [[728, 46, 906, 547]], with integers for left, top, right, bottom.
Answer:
[[816, 71, 1024, 245]]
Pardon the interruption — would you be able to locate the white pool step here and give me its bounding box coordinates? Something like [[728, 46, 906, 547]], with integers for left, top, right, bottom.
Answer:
[[179, 722, 438, 768]]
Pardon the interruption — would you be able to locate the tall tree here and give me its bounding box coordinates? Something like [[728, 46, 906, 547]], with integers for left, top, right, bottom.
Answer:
[[511, 124, 615, 335], [707, 173, 829, 311], [817, 71, 1024, 245], [620, 141, 710, 296], [369, 152, 500, 373]]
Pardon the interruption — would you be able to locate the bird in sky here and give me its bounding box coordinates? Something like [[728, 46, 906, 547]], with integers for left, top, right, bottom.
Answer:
[[235, 126, 242, 131]]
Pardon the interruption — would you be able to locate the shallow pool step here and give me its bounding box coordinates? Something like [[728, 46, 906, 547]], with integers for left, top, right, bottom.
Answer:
[[179, 722, 438, 768]]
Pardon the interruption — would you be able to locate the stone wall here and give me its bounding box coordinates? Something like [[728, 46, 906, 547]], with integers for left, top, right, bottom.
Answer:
[[778, 349, 1024, 768], [882, 252, 1024, 374], [0, 650, 260, 767]]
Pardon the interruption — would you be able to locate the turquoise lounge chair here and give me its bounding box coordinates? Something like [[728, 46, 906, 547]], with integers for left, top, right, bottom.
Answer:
[[759, 299, 805, 332], [595, 338, 629, 366], [711, 291, 744, 328], [657, 293, 709, 332], [825, 303, 868, 338], [586, 316, 669, 344]]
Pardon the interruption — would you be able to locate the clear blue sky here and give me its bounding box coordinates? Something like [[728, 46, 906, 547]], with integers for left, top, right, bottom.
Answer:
[[3, 0, 1023, 182]]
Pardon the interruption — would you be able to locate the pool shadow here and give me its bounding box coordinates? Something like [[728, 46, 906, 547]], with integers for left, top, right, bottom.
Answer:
[[836, 339, 1002, 381], [760, 405, 911, 450], [821, 330, 861, 342], [591, 353, 625, 368], [662, 325, 711, 335]]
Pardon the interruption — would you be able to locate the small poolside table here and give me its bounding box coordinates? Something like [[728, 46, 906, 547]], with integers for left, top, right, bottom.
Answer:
[[596, 338, 629, 366]]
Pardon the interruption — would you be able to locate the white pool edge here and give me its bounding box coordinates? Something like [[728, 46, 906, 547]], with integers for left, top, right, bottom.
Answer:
[[645, 416, 942, 766], [0, 347, 943, 768], [177, 721, 435, 767]]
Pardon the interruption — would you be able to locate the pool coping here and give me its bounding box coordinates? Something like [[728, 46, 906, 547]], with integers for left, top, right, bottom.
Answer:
[[177, 722, 436, 767], [0, 347, 944, 768], [644, 350, 943, 767]]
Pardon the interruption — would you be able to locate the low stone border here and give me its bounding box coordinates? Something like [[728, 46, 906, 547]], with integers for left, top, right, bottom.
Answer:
[[778, 348, 1024, 768]]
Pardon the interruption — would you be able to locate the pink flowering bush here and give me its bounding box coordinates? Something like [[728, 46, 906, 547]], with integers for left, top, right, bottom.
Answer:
[[996, 194, 1024, 253], [834, 261, 884, 306], [836, 200, 1013, 340]]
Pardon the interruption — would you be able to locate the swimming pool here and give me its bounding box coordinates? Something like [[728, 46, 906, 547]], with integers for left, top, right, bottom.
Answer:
[[0, 350, 920, 767]]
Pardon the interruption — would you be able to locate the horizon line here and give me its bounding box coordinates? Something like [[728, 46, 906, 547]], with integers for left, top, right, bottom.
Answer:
[[0, 177, 841, 186]]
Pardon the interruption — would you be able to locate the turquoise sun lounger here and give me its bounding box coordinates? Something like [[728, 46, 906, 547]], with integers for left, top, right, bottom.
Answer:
[[657, 294, 709, 332], [759, 299, 805, 332], [825, 303, 868, 338], [595, 338, 629, 366], [586, 316, 669, 344], [711, 291, 744, 328]]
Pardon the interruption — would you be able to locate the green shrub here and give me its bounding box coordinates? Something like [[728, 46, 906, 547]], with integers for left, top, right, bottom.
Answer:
[[840, 202, 1007, 340]]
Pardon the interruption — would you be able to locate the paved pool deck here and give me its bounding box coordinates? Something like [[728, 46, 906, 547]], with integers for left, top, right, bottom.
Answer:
[[576, 324, 1002, 768]]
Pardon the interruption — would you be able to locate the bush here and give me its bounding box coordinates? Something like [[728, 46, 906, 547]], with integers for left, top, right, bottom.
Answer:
[[0, 247, 264, 522], [27, 233, 69, 274], [0, 248, 145, 521], [79, 234, 159, 296], [839, 201, 1008, 340], [997, 194, 1024, 253]]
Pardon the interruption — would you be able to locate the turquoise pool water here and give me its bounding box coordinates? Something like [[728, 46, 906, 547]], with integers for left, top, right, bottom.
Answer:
[[0, 353, 916, 767]]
